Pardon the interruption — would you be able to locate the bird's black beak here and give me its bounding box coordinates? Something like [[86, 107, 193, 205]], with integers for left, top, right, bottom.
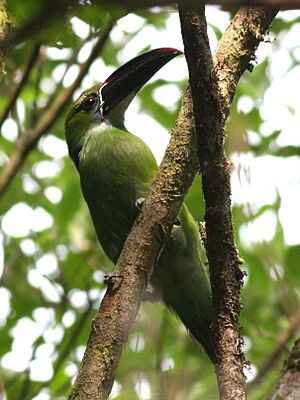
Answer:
[[100, 47, 183, 116]]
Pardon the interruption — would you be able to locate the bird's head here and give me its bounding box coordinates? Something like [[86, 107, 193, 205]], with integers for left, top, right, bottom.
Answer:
[[65, 47, 182, 166]]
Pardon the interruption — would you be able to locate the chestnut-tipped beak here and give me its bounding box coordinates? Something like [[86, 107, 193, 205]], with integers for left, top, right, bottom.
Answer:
[[100, 47, 183, 116]]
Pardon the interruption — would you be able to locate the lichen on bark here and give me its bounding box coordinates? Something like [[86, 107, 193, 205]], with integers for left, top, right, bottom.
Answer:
[[0, 0, 10, 79]]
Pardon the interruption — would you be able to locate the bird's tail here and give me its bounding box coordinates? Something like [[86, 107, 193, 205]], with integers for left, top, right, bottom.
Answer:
[[160, 264, 217, 364], [174, 295, 216, 364], [151, 205, 216, 363]]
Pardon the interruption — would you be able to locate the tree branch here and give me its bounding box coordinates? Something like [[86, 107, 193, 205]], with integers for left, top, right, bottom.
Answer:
[[213, 6, 279, 122], [178, 5, 277, 399], [179, 4, 246, 399], [101, 0, 300, 11], [0, 20, 114, 200], [26, 303, 95, 400], [267, 337, 300, 400], [0, 43, 41, 128], [0, 0, 77, 52]]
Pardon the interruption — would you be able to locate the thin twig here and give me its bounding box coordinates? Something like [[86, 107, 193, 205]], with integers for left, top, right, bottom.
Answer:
[[0, 43, 41, 128], [29, 47, 46, 126], [0, 0, 77, 52], [26, 303, 95, 400], [248, 307, 300, 392], [0, 20, 114, 200]]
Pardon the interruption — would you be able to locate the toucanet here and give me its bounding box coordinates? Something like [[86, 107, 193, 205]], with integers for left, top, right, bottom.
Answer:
[[65, 48, 216, 363]]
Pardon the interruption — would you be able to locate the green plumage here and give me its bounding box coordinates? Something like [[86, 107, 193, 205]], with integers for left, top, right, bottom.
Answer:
[[65, 50, 216, 363], [79, 128, 157, 262]]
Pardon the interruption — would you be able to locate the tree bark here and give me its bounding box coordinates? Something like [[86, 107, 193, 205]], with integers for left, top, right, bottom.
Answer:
[[180, 5, 278, 400], [179, 4, 246, 399], [267, 338, 300, 400], [0, 0, 10, 79]]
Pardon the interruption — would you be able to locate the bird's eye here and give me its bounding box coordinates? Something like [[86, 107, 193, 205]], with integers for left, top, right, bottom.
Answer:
[[81, 94, 98, 111]]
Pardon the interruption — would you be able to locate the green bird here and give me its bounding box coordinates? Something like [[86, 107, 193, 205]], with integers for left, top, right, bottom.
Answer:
[[65, 48, 216, 363]]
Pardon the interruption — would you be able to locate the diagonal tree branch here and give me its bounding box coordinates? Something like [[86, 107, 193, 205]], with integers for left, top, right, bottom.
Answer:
[[213, 6, 279, 122], [0, 20, 114, 200], [69, 5, 278, 400], [0, 0, 77, 52], [24, 303, 95, 400], [0, 43, 41, 128]]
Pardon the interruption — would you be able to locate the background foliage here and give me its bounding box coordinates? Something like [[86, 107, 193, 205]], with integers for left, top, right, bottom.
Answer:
[[0, 1, 300, 399]]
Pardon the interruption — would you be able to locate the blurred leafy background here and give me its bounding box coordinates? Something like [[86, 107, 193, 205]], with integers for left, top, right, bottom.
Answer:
[[0, 1, 300, 399]]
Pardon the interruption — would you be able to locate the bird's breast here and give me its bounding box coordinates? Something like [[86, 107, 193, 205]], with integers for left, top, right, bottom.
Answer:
[[77, 128, 154, 262]]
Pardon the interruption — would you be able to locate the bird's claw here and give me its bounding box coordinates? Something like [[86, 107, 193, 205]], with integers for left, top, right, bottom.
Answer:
[[135, 197, 145, 211], [104, 274, 124, 291], [173, 218, 180, 226]]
